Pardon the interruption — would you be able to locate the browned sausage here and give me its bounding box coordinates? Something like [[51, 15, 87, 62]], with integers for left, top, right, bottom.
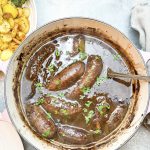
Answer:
[[66, 55, 103, 100], [26, 105, 56, 138], [58, 124, 93, 144], [69, 34, 85, 57], [46, 61, 85, 91], [105, 105, 127, 132], [42, 96, 82, 116], [25, 43, 55, 80]]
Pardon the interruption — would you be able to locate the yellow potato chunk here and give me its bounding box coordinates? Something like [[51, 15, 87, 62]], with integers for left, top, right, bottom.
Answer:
[[0, 16, 3, 25], [23, 8, 30, 18], [7, 17, 14, 28], [18, 17, 29, 33], [0, 49, 13, 61], [17, 8, 23, 17], [0, 0, 7, 6], [0, 20, 10, 33], [0, 6, 3, 15], [0, 40, 8, 50], [0, 33, 12, 42], [16, 31, 25, 41], [3, 3, 18, 18], [9, 42, 18, 51]]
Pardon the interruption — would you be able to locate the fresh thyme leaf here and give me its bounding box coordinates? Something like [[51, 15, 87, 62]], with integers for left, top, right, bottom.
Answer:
[[83, 108, 88, 113], [84, 110, 95, 124], [35, 98, 45, 106], [42, 129, 51, 138], [48, 64, 55, 73], [54, 79, 61, 85], [80, 95, 85, 100], [35, 82, 43, 91], [97, 102, 110, 115], [46, 93, 52, 97], [58, 93, 65, 98], [93, 129, 101, 134], [79, 52, 88, 60], [113, 54, 120, 61], [60, 109, 68, 115], [96, 76, 108, 85], [47, 112, 52, 120], [11, 0, 27, 7], [55, 49, 61, 57], [81, 87, 91, 95], [85, 101, 92, 108]]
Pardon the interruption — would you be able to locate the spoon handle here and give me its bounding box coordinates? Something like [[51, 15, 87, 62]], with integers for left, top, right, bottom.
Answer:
[[107, 68, 150, 82]]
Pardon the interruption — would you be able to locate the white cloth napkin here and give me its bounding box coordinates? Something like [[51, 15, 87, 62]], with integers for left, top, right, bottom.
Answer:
[[131, 3, 150, 51]]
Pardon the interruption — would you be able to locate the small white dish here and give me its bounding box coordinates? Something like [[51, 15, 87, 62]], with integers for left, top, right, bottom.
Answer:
[[0, 0, 37, 75]]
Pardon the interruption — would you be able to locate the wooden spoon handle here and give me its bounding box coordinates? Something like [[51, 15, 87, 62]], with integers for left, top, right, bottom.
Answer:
[[107, 68, 150, 82]]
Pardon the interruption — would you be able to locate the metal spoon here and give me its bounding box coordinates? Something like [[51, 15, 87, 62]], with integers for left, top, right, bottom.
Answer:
[[107, 68, 150, 82]]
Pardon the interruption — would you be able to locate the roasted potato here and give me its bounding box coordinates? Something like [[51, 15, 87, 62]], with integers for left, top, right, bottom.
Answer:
[[0, 49, 13, 61], [0, 20, 10, 33]]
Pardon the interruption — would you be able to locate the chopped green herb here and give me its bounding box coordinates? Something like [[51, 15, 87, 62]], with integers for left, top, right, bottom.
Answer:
[[84, 110, 95, 124], [35, 98, 45, 106], [93, 129, 101, 134], [97, 102, 110, 115], [54, 79, 61, 85], [46, 93, 52, 97], [113, 54, 120, 61], [60, 109, 68, 115], [80, 95, 85, 100], [79, 52, 88, 60], [85, 101, 92, 107], [47, 113, 52, 120], [11, 0, 27, 7], [96, 76, 108, 85], [48, 64, 55, 73], [81, 87, 91, 95], [35, 82, 43, 91], [58, 93, 65, 98], [42, 129, 51, 138], [55, 49, 61, 57], [83, 108, 88, 113]]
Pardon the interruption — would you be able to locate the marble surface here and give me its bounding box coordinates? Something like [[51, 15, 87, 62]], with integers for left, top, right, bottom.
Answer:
[[1, 0, 150, 149]]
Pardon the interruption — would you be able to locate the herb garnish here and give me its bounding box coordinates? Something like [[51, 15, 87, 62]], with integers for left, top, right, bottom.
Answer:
[[85, 101, 92, 108], [42, 129, 51, 138], [84, 110, 95, 124], [47, 112, 52, 120], [83, 108, 88, 113], [35, 82, 43, 91], [93, 129, 101, 134], [113, 54, 120, 61], [48, 64, 55, 73], [55, 49, 61, 57], [35, 98, 45, 106], [97, 102, 110, 115], [79, 52, 88, 60], [58, 93, 65, 98], [54, 79, 61, 86], [60, 109, 68, 116], [46, 93, 52, 97], [96, 76, 108, 85], [81, 87, 91, 95]]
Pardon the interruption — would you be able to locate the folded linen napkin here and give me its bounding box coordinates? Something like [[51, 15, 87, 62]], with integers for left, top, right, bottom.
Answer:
[[131, 3, 150, 51]]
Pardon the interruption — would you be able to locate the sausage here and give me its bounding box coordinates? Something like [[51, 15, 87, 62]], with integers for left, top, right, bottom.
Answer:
[[70, 34, 85, 57], [26, 105, 56, 138], [66, 55, 103, 100], [42, 96, 82, 116], [58, 124, 93, 144], [46, 61, 85, 91], [105, 105, 127, 132], [25, 43, 55, 80]]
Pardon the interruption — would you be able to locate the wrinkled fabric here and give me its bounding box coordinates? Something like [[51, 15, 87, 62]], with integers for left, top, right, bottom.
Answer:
[[131, 3, 150, 51]]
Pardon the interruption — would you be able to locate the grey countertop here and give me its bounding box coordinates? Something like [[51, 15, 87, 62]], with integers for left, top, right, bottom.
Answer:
[[1, 0, 150, 149]]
